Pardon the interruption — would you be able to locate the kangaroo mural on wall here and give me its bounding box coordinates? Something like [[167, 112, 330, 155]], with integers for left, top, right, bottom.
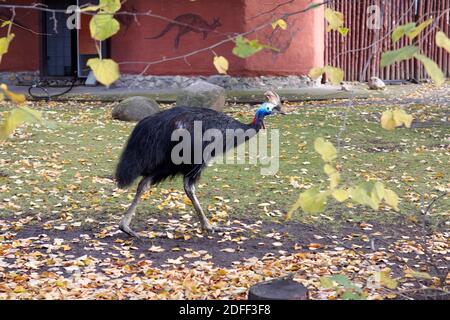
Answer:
[[146, 14, 222, 49]]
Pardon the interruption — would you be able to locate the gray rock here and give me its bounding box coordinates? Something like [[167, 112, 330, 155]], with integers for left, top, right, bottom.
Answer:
[[176, 80, 226, 111], [368, 76, 386, 90], [112, 96, 160, 122]]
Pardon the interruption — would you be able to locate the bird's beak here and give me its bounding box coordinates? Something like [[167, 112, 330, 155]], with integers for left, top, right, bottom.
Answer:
[[272, 104, 286, 115]]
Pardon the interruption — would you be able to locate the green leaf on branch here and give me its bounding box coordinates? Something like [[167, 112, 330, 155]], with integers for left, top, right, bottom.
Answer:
[[314, 137, 337, 163], [332, 189, 349, 202], [408, 18, 433, 40], [380, 46, 418, 67], [319, 276, 334, 288], [87, 58, 120, 87], [307, 3, 322, 10], [436, 31, 450, 53], [90, 14, 120, 41], [391, 23, 416, 43], [349, 183, 380, 210], [232, 35, 277, 58], [287, 187, 328, 218], [0, 106, 43, 140], [414, 53, 445, 85]]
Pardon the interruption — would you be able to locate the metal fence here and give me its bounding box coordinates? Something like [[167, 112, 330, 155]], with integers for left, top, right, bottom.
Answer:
[[325, 0, 450, 81]]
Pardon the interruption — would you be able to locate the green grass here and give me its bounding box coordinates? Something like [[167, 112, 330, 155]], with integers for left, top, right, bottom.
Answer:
[[0, 100, 448, 230]]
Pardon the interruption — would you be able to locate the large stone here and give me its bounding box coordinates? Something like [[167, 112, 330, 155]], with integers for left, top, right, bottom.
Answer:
[[112, 96, 160, 122], [248, 277, 309, 300], [368, 76, 386, 90], [176, 80, 226, 111]]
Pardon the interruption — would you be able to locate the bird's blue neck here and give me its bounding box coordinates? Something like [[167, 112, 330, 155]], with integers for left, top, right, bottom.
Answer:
[[252, 109, 266, 130]]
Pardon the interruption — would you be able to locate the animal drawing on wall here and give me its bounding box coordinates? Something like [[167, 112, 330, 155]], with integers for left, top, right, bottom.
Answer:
[[0, 8, 29, 32], [265, 19, 301, 60], [116, 5, 138, 35], [146, 14, 222, 49]]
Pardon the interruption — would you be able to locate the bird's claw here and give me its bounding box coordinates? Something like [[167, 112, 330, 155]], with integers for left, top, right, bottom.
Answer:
[[202, 224, 232, 234], [119, 223, 143, 242]]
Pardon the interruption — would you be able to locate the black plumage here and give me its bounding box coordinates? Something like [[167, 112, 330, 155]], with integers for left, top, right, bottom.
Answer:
[[115, 92, 282, 238]]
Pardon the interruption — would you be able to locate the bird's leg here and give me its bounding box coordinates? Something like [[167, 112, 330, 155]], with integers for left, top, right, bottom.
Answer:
[[119, 176, 152, 239], [183, 177, 227, 233]]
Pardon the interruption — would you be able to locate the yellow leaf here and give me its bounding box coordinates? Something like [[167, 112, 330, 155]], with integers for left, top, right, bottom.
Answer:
[[14, 286, 27, 293], [404, 269, 433, 280], [90, 14, 120, 41], [1, 21, 12, 28], [324, 164, 340, 188], [323, 164, 336, 176], [436, 31, 450, 53], [288, 187, 328, 218], [384, 189, 399, 211], [0, 105, 43, 139], [392, 109, 414, 128], [80, 5, 101, 12], [213, 55, 229, 74], [183, 196, 192, 206], [324, 8, 344, 32], [314, 137, 337, 163], [414, 53, 445, 85], [271, 19, 287, 30], [338, 27, 349, 37], [87, 58, 120, 87], [329, 172, 340, 189], [308, 67, 324, 80], [350, 183, 379, 210], [0, 33, 15, 62], [324, 65, 344, 85], [380, 110, 396, 131], [408, 18, 433, 40], [0, 83, 26, 104], [377, 269, 398, 289], [371, 182, 385, 204], [99, 0, 121, 13], [332, 189, 349, 202]]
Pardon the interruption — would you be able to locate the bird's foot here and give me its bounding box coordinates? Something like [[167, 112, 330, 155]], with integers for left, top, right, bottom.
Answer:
[[202, 224, 232, 234], [119, 223, 142, 241]]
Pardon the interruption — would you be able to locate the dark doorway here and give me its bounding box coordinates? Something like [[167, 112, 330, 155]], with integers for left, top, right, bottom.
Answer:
[[41, 0, 110, 80], [41, 0, 77, 78]]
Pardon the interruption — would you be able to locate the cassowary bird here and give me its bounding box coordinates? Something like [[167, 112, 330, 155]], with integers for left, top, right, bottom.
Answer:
[[115, 91, 283, 238]]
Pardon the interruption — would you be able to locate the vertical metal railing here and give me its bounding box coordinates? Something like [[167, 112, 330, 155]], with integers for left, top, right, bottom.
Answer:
[[325, 0, 450, 81]]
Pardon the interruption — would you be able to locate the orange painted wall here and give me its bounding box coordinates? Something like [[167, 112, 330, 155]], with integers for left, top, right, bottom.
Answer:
[[0, 0, 325, 76], [113, 0, 325, 76], [112, 0, 247, 75], [243, 0, 325, 76], [0, 0, 40, 71]]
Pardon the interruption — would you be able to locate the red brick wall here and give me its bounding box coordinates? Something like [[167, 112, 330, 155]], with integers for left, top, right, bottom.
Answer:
[[0, 0, 40, 71], [0, 0, 325, 76]]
